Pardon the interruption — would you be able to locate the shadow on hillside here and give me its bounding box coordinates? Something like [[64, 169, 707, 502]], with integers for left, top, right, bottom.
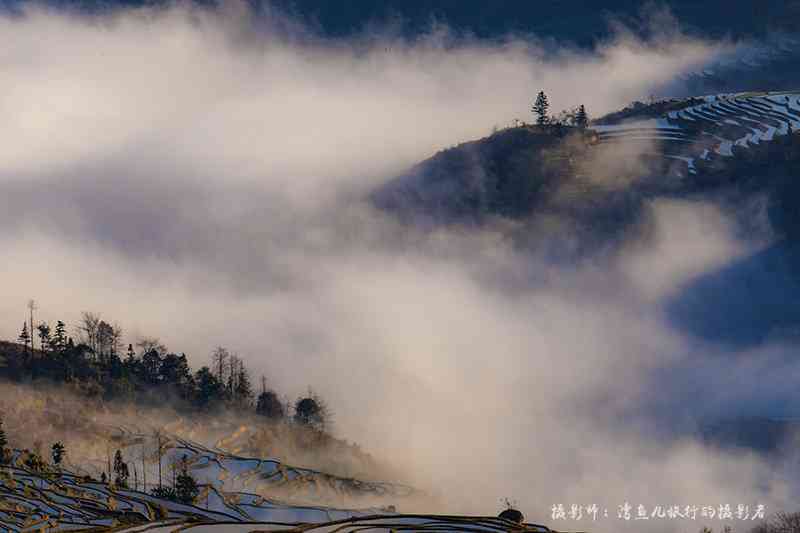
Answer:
[[666, 240, 800, 348]]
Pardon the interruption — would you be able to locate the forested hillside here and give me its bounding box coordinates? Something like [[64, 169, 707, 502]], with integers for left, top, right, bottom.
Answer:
[[0, 312, 332, 433]]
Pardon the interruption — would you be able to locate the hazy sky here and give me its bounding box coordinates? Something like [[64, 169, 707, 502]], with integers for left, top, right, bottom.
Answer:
[[1, 2, 799, 531]]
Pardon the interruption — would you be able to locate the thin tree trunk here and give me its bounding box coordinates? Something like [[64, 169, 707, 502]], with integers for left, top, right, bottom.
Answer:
[[157, 433, 162, 489]]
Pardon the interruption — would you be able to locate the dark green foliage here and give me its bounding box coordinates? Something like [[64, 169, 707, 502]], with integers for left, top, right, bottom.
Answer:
[[113, 449, 130, 488], [233, 364, 254, 408], [256, 390, 286, 420], [52, 321, 68, 353], [0, 332, 291, 416], [51, 442, 65, 466], [294, 393, 329, 431], [174, 455, 199, 505], [532, 91, 550, 126], [150, 485, 177, 500], [159, 353, 190, 386], [0, 312, 333, 436], [17, 323, 30, 351], [193, 367, 226, 410], [36, 323, 51, 352], [139, 349, 162, 386]]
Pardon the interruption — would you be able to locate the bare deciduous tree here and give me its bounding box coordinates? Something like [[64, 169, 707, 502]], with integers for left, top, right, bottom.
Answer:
[[78, 311, 101, 355], [136, 337, 166, 357], [211, 347, 230, 382]]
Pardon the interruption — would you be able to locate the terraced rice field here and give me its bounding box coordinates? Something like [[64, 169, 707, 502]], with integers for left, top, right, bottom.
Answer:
[[590, 92, 800, 175], [0, 434, 416, 532], [0, 439, 546, 532]]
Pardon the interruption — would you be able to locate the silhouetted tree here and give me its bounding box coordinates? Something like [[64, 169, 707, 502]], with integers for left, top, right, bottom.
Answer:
[[136, 337, 166, 357], [160, 353, 193, 398], [233, 360, 253, 408], [78, 311, 101, 356], [96, 320, 122, 360], [51, 442, 65, 466], [140, 349, 162, 386], [174, 454, 199, 504], [36, 323, 51, 353], [113, 449, 130, 488], [193, 366, 225, 409], [293, 392, 329, 431], [211, 347, 229, 382], [532, 91, 550, 126], [18, 323, 30, 355], [52, 321, 68, 353], [226, 353, 240, 395], [256, 390, 285, 420]]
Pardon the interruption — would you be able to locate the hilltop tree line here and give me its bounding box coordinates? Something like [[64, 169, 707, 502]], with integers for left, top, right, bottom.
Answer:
[[492, 91, 589, 136], [4, 306, 330, 432], [532, 91, 589, 128]]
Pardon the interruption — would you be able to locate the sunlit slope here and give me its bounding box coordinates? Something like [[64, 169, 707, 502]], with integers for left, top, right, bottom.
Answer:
[[0, 439, 548, 532], [0, 435, 414, 532]]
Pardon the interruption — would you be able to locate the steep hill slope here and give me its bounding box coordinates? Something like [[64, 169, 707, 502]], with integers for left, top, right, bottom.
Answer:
[[375, 90, 800, 343], [376, 90, 800, 236]]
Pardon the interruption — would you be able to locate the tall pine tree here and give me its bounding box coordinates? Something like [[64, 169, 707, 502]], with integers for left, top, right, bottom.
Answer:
[[52, 321, 67, 353], [234, 361, 253, 408], [18, 323, 31, 355], [174, 455, 199, 504], [532, 91, 550, 126]]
